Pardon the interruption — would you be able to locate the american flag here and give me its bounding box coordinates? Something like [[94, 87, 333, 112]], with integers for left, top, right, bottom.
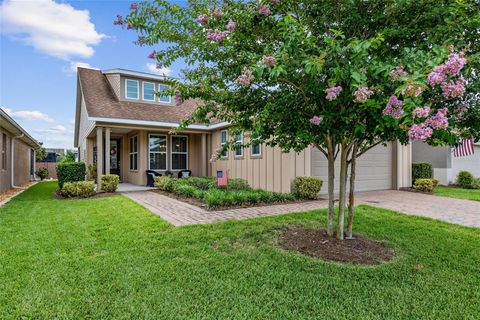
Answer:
[[217, 170, 229, 186], [453, 138, 475, 157]]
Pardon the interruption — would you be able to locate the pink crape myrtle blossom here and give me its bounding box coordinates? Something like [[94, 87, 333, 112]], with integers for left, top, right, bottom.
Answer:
[[174, 91, 183, 106], [402, 83, 423, 97], [425, 108, 449, 129], [325, 86, 342, 101], [258, 3, 271, 15], [148, 50, 157, 59], [215, 146, 223, 154], [382, 95, 404, 119], [353, 86, 374, 103], [443, 52, 467, 76], [197, 14, 208, 26], [130, 3, 138, 10], [440, 77, 465, 99], [237, 67, 254, 87], [206, 29, 229, 42], [114, 15, 125, 25], [209, 154, 218, 163], [412, 107, 431, 118], [409, 123, 433, 141], [263, 55, 276, 67], [427, 70, 447, 86], [310, 115, 322, 126], [213, 8, 223, 18], [389, 66, 408, 81], [226, 20, 236, 31]]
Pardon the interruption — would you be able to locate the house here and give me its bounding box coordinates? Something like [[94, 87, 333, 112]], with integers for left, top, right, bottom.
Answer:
[[74, 68, 412, 193], [412, 141, 480, 185], [0, 108, 40, 194]]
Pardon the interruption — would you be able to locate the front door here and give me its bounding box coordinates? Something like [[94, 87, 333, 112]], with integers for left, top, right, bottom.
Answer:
[[109, 139, 121, 177]]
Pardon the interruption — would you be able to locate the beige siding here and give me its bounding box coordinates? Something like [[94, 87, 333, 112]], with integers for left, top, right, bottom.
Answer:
[[105, 73, 121, 99], [78, 94, 95, 162], [209, 130, 307, 193]]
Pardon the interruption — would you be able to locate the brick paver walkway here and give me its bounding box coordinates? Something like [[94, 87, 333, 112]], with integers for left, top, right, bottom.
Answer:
[[124, 190, 480, 228]]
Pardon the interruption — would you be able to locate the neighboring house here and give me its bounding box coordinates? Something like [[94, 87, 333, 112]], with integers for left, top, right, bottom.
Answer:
[[74, 68, 412, 193], [413, 141, 480, 185], [0, 108, 40, 194], [36, 148, 66, 179]]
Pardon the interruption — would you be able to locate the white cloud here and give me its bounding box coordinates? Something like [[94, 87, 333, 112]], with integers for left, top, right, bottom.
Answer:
[[3, 107, 54, 123], [0, 0, 106, 60], [146, 62, 172, 76], [63, 61, 98, 74], [34, 124, 67, 134]]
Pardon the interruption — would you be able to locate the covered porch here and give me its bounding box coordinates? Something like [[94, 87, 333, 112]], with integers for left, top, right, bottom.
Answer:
[[82, 125, 211, 188]]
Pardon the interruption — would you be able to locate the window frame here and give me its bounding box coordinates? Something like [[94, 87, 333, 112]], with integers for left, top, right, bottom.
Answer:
[[1, 133, 6, 170], [142, 81, 156, 102], [125, 79, 139, 100], [220, 130, 228, 159], [158, 84, 171, 103], [148, 134, 167, 170], [171, 135, 188, 170], [129, 135, 138, 171], [234, 132, 243, 158], [251, 142, 262, 157]]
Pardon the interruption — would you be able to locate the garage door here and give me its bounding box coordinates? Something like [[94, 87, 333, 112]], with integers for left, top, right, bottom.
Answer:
[[312, 142, 393, 193]]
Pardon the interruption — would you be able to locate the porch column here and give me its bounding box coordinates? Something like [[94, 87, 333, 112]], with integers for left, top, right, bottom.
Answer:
[[201, 133, 207, 176], [96, 127, 103, 190], [395, 141, 412, 189], [105, 127, 111, 175]]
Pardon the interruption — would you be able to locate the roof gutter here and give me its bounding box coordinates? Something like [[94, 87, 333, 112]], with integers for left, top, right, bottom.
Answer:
[[87, 117, 231, 131]]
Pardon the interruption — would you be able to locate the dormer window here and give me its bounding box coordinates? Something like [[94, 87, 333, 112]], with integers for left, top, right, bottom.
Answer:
[[158, 84, 171, 103], [143, 81, 155, 101], [125, 79, 139, 99]]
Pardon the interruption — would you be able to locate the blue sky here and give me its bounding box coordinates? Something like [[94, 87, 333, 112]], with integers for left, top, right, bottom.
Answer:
[[0, 0, 186, 148]]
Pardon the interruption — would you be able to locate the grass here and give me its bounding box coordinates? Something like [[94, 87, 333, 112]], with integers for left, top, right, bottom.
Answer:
[[1, 182, 479, 319], [434, 185, 480, 201]]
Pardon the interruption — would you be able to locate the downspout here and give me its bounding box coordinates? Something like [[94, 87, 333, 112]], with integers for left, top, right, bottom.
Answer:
[[10, 133, 24, 189]]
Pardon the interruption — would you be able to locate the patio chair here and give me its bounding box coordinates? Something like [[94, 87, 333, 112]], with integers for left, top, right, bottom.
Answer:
[[177, 170, 192, 179], [146, 170, 162, 187]]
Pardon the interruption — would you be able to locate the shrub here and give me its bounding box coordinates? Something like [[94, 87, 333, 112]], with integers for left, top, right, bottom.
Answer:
[[101, 174, 119, 192], [87, 164, 97, 181], [412, 163, 433, 184], [456, 171, 475, 189], [472, 178, 480, 190], [154, 176, 178, 192], [61, 181, 96, 198], [56, 162, 86, 189], [164, 170, 173, 177], [227, 178, 251, 190], [203, 188, 295, 208], [173, 184, 198, 198], [180, 176, 216, 190], [35, 167, 49, 181], [294, 177, 323, 199], [413, 178, 439, 192]]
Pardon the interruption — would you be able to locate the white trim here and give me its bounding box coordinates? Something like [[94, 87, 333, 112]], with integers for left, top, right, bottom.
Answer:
[[88, 117, 230, 130], [171, 135, 188, 170], [103, 68, 177, 82], [148, 134, 167, 170], [220, 130, 228, 159], [158, 84, 172, 103], [142, 81, 156, 102], [125, 79, 139, 100], [234, 132, 243, 158], [251, 143, 262, 157]]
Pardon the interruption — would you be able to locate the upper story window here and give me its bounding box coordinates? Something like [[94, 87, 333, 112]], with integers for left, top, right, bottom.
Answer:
[[158, 84, 171, 103], [149, 134, 167, 170], [143, 82, 155, 101], [220, 130, 228, 158], [251, 143, 262, 157], [125, 79, 139, 99]]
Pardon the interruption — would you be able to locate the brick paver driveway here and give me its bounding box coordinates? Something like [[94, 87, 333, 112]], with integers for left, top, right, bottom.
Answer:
[[124, 190, 480, 228]]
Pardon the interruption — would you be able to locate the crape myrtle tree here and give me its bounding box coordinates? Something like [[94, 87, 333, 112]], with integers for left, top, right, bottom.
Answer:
[[119, 0, 479, 239]]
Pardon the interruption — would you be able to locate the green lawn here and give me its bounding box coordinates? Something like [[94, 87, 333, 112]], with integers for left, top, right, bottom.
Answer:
[[434, 185, 480, 201], [1, 182, 479, 319]]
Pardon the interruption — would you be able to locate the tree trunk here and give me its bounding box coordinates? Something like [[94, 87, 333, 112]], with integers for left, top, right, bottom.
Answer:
[[337, 142, 349, 240], [347, 143, 358, 239], [326, 135, 335, 236]]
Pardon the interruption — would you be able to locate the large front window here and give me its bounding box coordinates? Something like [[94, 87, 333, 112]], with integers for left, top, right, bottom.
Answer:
[[126, 79, 139, 99], [143, 82, 155, 101], [171, 136, 188, 170], [149, 135, 167, 170], [129, 135, 138, 171], [158, 84, 171, 103]]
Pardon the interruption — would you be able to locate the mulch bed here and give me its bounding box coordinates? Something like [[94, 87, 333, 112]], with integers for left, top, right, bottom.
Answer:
[[279, 226, 395, 265], [53, 190, 116, 200], [150, 189, 314, 211]]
